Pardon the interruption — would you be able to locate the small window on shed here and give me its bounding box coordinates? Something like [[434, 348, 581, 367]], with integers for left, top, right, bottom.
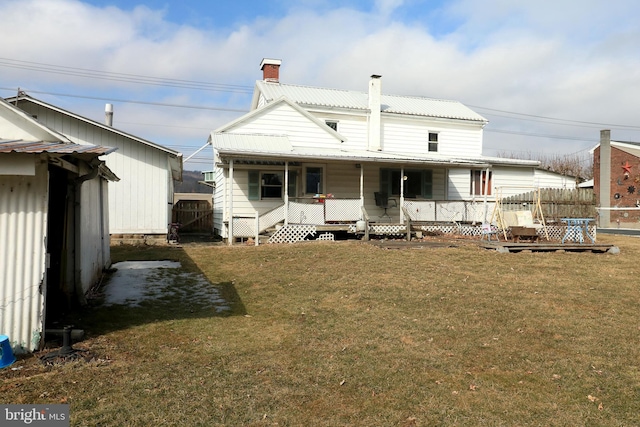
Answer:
[[326, 121, 338, 132], [428, 132, 438, 152]]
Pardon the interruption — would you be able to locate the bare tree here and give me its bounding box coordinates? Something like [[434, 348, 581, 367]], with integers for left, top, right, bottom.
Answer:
[[496, 150, 593, 182]]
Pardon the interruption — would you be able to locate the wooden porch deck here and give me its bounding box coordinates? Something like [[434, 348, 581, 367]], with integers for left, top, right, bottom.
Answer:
[[481, 242, 619, 254]]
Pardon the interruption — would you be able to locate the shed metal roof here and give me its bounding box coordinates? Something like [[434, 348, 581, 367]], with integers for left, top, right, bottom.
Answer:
[[255, 81, 487, 123], [0, 139, 116, 155]]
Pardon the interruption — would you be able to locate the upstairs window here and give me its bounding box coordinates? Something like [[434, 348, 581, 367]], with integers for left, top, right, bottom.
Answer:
[[325, 121, 338, 132], [470, 170, 492, 195], [428, 132, 438, 152]]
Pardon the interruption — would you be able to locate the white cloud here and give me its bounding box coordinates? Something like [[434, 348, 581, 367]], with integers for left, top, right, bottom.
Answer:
[[2, 0, 640, 167]]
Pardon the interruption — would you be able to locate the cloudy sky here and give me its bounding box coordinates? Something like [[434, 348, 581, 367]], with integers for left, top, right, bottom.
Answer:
[[2, 0, 639, 171]]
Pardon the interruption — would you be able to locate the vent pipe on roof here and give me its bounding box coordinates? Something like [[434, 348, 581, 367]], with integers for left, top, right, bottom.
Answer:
[[368, 75, 382, 151], [105, 103, 113, 126], [260, 58, 282, 83]]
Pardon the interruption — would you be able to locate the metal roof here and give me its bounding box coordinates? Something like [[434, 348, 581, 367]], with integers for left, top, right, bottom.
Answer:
[[0, 139, 117, 155], [211, 133, 538, 167], [255, 81, 487, 122]]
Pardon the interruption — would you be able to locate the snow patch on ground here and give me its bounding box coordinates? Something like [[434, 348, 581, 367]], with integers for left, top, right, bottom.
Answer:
[[103, 261, 230, 312]]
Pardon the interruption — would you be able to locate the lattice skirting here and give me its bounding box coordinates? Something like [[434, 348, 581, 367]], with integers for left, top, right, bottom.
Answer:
[[417, 224, 596, 241], [268, 225, 317, 244]]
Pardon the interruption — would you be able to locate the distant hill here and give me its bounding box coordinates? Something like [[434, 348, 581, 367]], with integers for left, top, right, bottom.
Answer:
[[174, 171, 212, 193]]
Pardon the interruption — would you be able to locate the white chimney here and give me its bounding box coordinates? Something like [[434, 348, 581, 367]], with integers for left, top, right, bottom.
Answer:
[[368, 75, 382, 151], [105, 103, 113, 126]]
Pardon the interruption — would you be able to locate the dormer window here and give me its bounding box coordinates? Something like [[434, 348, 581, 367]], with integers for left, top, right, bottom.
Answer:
[[428, 132, 438, 152], [326, 120, 338, 132]]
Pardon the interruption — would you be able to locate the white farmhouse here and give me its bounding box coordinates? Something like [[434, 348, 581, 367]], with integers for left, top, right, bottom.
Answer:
[[209, 59, 572, 243]]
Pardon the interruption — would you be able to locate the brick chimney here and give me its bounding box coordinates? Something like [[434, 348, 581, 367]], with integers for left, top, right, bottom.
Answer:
[[260, 58, 282, 83]]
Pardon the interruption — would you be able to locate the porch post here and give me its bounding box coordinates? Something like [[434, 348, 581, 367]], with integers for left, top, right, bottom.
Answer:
[[399, 167, 405, 222], [483, 166, 490, 223], [284, 161, 289, 226], [359, 164, 364, 209], [228, 159, 234, 246]]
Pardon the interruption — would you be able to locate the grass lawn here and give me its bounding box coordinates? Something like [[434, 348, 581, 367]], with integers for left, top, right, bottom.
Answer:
[[2, 234, 640, 426]]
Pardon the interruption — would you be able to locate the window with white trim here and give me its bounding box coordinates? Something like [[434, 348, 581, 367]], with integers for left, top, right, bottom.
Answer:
[[248, 170, 297, 200], [428, 132, 438, 152], [470, 170, 492, 195]]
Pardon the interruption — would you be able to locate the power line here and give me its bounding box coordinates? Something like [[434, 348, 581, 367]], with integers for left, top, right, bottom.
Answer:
[[472, 104, 640, 130], [0, 86, 249, 113], [0, 57, 254, 94]]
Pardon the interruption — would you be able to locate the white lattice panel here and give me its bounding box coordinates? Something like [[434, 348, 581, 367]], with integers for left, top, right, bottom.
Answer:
[[232, 217, 256, 237], [268, 225, 317, 244], [417, 224, 460, 234], [404, 200, 436, 221], [325, 199, 361, 222], [437, 202, 464, 222], [317, 233, 335, 241], [465, 202, 495, 223], [259, 205, 285, 232], [288, 201, 325, 225], [370, 224, 405, 234]]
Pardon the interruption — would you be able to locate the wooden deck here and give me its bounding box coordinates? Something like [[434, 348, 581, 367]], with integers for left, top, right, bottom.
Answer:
[[481, 242, 619, 254]]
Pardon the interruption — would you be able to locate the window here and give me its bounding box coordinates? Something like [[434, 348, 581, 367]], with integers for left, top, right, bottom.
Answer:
[[380, 168, 433, 199], [471, 170, 492, 195], [248, 170, 297, 200], [305, 166, 324, 194], [428, 132, 438, 152], [325, 121, 338, 132]]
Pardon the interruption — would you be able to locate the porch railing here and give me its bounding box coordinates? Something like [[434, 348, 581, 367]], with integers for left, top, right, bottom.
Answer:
[[231, 199, 497, 239]]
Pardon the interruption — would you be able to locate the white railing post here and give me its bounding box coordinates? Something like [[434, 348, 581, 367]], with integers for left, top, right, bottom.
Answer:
[[255, 211, 259, 246]]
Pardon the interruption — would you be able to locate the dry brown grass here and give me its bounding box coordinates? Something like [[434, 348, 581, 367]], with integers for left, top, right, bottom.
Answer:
[[2, 234, 640, 426]]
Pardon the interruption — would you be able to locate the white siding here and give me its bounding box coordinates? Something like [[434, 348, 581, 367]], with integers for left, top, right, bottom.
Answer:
[[448, 169, 470, 200], [0, 158, 47, 353], [17, 103, 173, 235], [229, 103, 341, 149], [382, 118, 483, 157], [534, 169, 576, 189], [492, 167, 537, 197]]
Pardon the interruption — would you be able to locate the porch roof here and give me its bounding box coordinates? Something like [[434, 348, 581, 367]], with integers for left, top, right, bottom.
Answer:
[[210, 133, 540, 168]]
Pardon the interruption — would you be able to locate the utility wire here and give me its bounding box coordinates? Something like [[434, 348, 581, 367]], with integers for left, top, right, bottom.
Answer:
[[0, 86, 249, 113], [0, 57, 254, 94]]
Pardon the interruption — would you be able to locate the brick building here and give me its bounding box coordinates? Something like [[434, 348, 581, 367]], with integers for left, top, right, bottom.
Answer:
[[594, 129, 640, 228]]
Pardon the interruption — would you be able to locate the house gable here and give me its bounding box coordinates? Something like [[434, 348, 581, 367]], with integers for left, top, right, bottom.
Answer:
[[217, 97, 346, 149]]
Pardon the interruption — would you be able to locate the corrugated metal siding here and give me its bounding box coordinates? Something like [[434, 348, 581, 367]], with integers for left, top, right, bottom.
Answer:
[[0, 161, 47, 353]]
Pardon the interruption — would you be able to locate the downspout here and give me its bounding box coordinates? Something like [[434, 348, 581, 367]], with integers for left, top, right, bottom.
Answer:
[[284, 162, 289, 226], [483, 167, 491, 223], [400, 167, 405, 223], [228, 160, 234, 245]]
